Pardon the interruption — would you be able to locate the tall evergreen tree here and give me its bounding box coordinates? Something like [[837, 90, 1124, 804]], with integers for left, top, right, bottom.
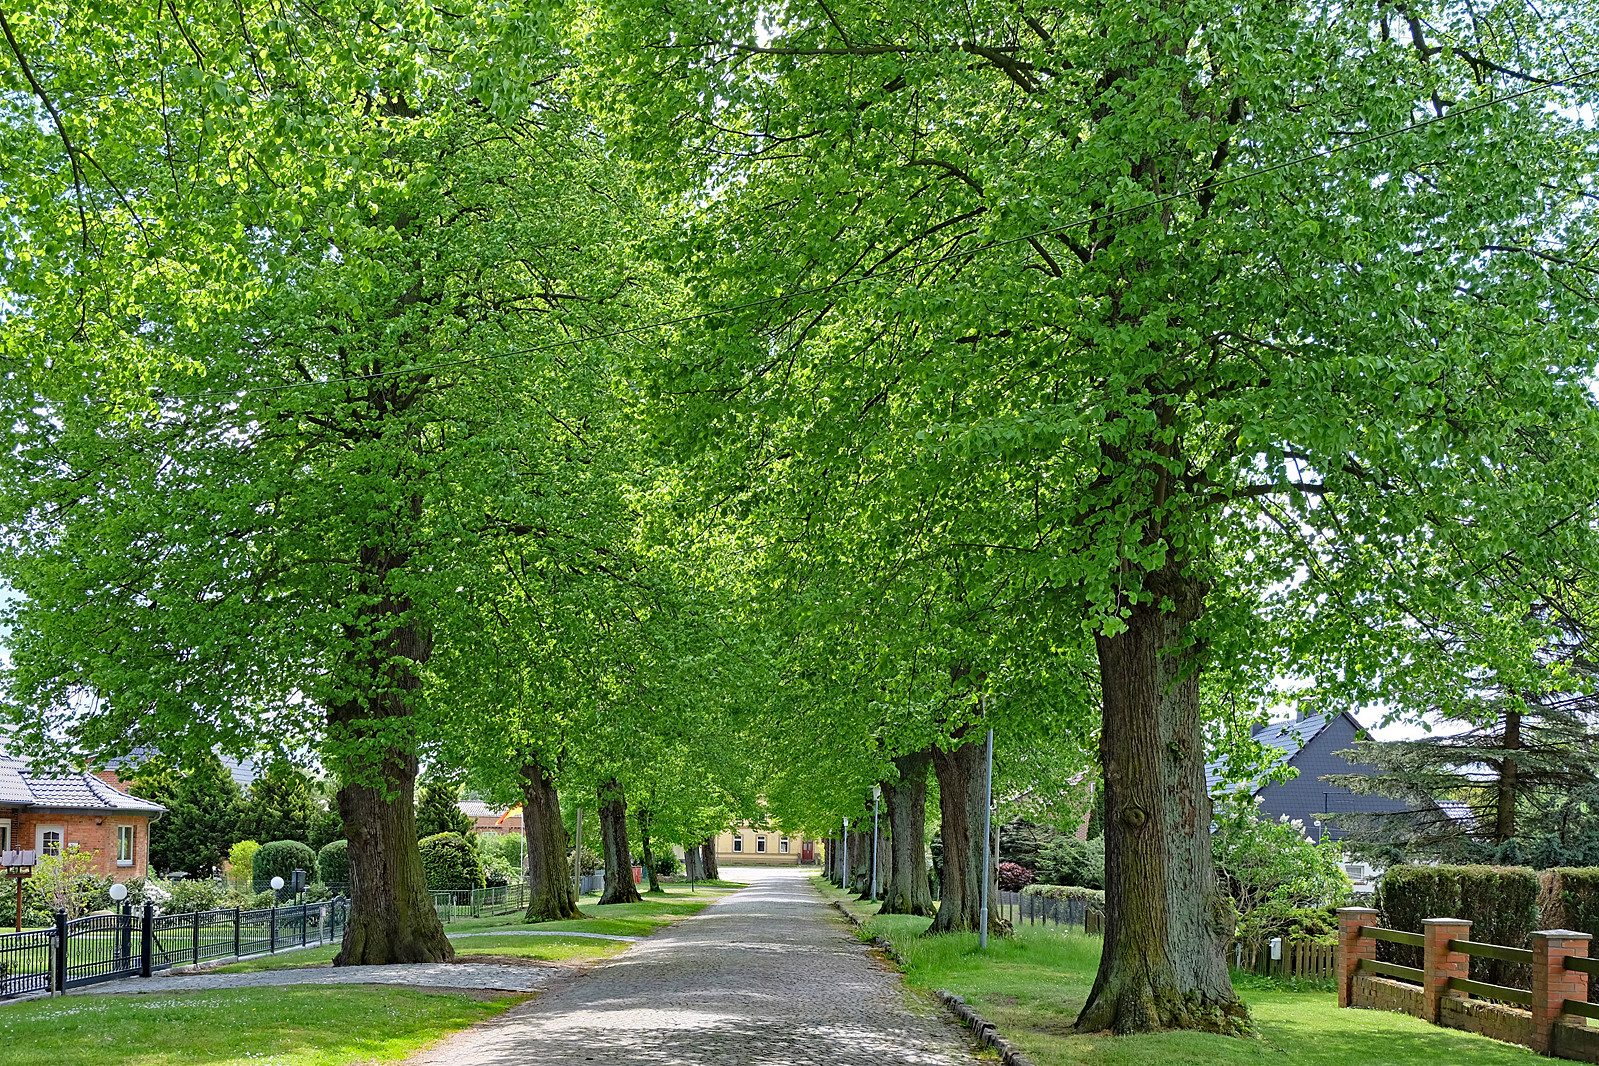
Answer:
[[128, 753, 245, 878], [240, 763, 317, 846], [415, 780, 474, 840]]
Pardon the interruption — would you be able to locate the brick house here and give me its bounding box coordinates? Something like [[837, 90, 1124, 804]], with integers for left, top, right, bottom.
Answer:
[[460, 801, 522, 835], [0, 756, 165, 879]]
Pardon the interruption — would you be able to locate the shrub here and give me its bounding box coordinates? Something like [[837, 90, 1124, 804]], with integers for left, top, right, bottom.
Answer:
[[162, 877, 225, 913], [302, 881, 334, 903], [316, 839, 350, 887], [482, 853, 519, 887], [418, 833, 485, 897], [1037, 837, 1105, 889], [998, 862, 1035, 892], [655, 851, 680, 877], [252, 839, 316, 894], [228, 840, 261, 891], [1021, 883, 1106, 906], [1378, 864, 1539, 984], [29, 846, 108, 919], [1212, 793, 1350, 920], [1540, 868, 1599, 937]]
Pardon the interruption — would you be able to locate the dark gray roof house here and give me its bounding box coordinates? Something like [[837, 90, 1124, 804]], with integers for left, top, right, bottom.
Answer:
[[1207, 710, 1419, 843]]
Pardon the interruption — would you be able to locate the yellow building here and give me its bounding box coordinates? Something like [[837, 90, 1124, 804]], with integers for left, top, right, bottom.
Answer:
[[714, 825, 819, 866]]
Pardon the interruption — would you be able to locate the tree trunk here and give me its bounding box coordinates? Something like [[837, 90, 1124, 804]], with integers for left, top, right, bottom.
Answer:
[[597, 778, 642, 905], [637, 804, 663, 893], [930, 733, 1002, 936], [333, 761, 452, 964], [684, 841, 704, 880], [1495, 707, 1521, 844], [880, 749, 936, 916], [856, 816, 884, 901], [519, 761, 580, 922], [328, 559, 451, 966], [700, 836, 720, 880], [1075, 572, 1247, 1035]]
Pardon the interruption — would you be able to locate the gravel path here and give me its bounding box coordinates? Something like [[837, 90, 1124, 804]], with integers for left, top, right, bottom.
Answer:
[[405, 866, 975, 1066], [450, 930, 643, 943]]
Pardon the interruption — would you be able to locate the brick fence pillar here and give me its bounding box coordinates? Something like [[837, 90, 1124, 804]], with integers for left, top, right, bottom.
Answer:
[[1531, 929, 1591, 1055], [1337, 907, 1379, 1008], [1423, 918, 1472, 1024]]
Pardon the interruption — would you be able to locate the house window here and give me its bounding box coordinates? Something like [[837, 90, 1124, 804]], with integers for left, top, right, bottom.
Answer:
[[0, 819, 9, 852], [757, 836, 767, 853], [37, 826, 63, 857], [1344, 863, 1366, 878], [117, 825, 134, 865], [732, 835, 743, 852], [780, 837, 790, 854]]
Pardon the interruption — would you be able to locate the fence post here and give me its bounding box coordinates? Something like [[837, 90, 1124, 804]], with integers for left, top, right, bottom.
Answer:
[[1531, 929, 1592, 1054], [192, 909, 201, 967], [270, 905, 278, 954], [119, 901, 132, 965], [1336, 907, 1379, 1008], [301, 904, 308, 947], [139, 902, 154, 978], [233, 907, 241, 958], [1422, 917, 1471, 1024], [52, 911, 67, 994]]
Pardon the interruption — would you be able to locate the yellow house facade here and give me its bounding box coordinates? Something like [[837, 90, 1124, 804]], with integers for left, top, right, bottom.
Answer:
[[714, 825, 820, 866]]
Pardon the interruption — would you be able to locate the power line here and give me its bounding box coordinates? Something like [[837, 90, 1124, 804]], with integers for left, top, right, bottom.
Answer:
[[117, 66, 1599, 405]]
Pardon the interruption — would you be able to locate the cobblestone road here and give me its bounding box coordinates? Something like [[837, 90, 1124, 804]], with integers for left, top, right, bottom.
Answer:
[[406, 867, 975, 1066]]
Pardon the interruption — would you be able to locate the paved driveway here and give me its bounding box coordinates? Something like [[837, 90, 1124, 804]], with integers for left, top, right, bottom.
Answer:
[[406, 866, 975, 1066]]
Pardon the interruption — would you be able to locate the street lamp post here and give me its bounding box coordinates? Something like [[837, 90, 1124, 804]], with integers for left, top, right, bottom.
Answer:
[[841, 817, 848, 892], [979, 727, 994, 950]]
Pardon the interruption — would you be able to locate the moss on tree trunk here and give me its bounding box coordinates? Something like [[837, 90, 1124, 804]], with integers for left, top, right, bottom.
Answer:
[[880, 748, 935, 916]]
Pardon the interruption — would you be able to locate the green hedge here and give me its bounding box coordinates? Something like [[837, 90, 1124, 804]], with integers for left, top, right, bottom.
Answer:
[[1377, 864, 1539, 984], [252, 839, 317, 895], [1539, 868, 1599, 937], [1021, 883, 1105, 907], [316, 839, 350, 886], [419, 833, 485, 897]]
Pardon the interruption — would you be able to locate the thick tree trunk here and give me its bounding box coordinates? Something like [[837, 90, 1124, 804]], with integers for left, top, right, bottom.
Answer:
[[930, 733, 1002, 936], [1495, 707, 1521, 844], [637, 805, 663, 893], [856, 816, 885, 901], [700, 836, 720, 880], [328, 562, 451, 966], [880, 749, 936, 916], [1075, 572, 1246, 1035], [334, 762, 453, 964], [597, 778, 642, 905], [519, 761, 580, 922]]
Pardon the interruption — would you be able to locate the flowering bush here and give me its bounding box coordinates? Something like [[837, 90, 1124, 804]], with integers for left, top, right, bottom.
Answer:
[[1211, 791, 1351, 933], [998, 861, 1036, 892]]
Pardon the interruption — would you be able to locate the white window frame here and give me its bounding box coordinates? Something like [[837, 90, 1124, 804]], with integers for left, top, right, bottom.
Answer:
[[0, 818, 10, 852], [117, 824, 135, 866], [732, 835, 743, 852], [780, 837, 790, 854], [757, 836, 767, 853], [36, 825, 64, 857]]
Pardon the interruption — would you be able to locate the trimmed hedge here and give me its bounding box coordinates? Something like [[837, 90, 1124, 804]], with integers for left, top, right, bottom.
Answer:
[[419, 832, 485, 897], [1539, 867, 1599, 938], [252, 839, 317, 894], [1377, 864, 1539, 984], [1022, 883, 1106, 907], [316, 839, 350, 886]]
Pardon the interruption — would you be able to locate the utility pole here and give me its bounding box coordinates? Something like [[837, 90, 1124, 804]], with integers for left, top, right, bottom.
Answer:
[[841, 817, 849, 892], [979, 727, 994, 949]]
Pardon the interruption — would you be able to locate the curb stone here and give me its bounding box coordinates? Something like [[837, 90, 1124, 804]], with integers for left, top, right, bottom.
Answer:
[[828, 898, 1038, 1066]]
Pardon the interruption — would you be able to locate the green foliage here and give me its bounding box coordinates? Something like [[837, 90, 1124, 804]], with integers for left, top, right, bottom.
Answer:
[[1378, 864, 1540, 981], [240, 765, 317, 848], [654, 851, 680, 877], [251, 840, 317, 895], [1021, 884, 1107, 907], [418, 833, 485, 896], [316, 840, 350, 887], [307, 804, 344, 853], [416, 782, 474, 840], [1211, 793, 1351, 922], [227, 841, 260, 891], [28, 846, 107, 919], [1037, 837, 1106, 890], [1540, 868, 1599, 938], [128, 753, 245, 878]]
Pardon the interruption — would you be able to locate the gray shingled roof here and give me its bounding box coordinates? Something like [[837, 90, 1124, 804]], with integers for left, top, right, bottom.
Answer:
[[0, 756, 165, 814], [1206, 712, 1336, 794]]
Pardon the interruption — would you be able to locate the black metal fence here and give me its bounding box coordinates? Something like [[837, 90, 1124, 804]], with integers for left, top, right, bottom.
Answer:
[[0, 896, 349, 1000], [431, 881, 529, 923], [997, 889, 1104, 933]]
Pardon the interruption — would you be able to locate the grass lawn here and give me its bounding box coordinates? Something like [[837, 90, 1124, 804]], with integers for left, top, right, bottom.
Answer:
[[212, 882, 736, 973], [817, 878, 1541, 1066], [0, 984, 518, 1066]]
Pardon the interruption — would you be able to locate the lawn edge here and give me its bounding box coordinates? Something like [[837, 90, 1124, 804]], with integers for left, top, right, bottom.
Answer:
[[817, 883, 1039, 1066]]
